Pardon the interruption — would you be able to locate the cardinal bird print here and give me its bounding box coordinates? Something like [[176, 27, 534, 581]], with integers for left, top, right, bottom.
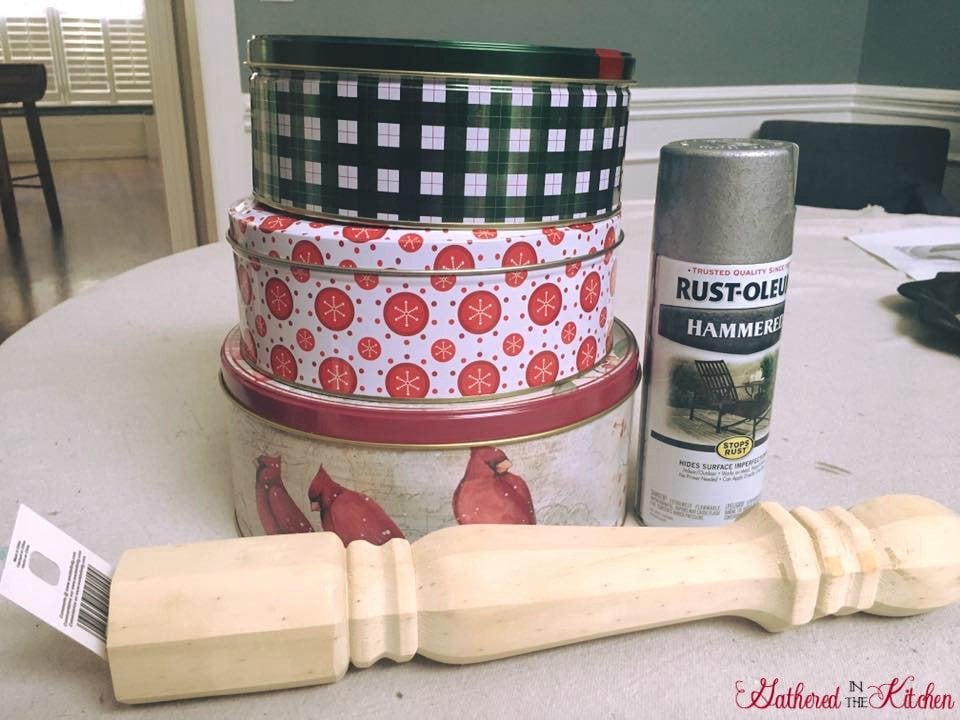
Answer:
[[453, 447, 536, 525], [307, 465, 404, 546], [255, 454, 315, 534]]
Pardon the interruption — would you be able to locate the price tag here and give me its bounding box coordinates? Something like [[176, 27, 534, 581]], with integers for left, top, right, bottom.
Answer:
[[0, 505, 112, 659]]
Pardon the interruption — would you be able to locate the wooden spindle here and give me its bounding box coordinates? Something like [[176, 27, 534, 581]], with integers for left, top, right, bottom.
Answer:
[[106, 494, 960, 703]]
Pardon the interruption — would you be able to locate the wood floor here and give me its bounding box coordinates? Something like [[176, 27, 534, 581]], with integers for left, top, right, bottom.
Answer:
[[0, 158, 171, 343]]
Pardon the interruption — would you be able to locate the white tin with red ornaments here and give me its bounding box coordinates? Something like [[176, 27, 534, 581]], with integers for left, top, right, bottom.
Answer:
[[221, 321, 639, 542], [227, 197, 620, 400]]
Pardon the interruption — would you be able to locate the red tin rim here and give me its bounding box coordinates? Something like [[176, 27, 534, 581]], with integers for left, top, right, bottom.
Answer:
[[221, 323, 639, 446]]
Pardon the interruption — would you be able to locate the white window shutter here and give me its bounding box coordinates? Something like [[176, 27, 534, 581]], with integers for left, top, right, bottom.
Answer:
[[107, 18, 151, 102], [0, 5, 151, 106], [60, 15, 111, 101]]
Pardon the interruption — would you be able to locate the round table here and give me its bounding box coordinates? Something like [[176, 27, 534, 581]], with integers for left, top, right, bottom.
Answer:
[[2, 205, 959, 718]]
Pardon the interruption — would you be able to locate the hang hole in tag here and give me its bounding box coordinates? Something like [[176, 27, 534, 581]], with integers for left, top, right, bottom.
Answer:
[[28, 551, 60, 586]]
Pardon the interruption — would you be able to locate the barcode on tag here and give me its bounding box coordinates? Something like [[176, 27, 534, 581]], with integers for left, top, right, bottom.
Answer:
[[0, 505, 113, 659], [77, 564, 111, 642]]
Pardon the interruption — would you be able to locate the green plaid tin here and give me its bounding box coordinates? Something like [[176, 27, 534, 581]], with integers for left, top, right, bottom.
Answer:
[[248, 36, 633, 227]]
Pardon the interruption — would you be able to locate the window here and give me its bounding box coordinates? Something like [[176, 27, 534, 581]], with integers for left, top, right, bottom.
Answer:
[[506, 174, 527, 197], [420, 171, 443, 195], [0, 1, 152, 105], [338, 165, 357, 189], [579, 128, 594, 152], [463, 173, 486, 196], [337, 119, 357, 144], [422, 81, 445, 103], [508, 128, 530, 153], [575, 171, 590, 193], [466, 127, 489, 152], [304, 160, 322, 185], [377, 122, 399, 147], [336, 77, 357, 97], [603, 127, 614, 149], [377, 168, 399, 193], [468, 82, 490, 105], [377, 78, 400, 100], [599, 168, 610, 190], [547, 128, 566, 152], [544, 173, 562, 196], [302, 115, 319, 141], [421, 125, 444, 150]]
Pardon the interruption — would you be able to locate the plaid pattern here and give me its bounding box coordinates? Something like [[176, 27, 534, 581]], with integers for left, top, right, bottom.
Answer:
[[250, 69, 630, 225]]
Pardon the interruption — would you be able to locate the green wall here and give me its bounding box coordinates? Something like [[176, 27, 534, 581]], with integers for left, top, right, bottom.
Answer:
[[234, 0, 869, 89], [858, 0, 960, 89]]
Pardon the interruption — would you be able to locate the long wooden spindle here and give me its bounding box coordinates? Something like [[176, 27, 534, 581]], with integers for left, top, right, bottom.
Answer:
[[106, 494, 960, 703]]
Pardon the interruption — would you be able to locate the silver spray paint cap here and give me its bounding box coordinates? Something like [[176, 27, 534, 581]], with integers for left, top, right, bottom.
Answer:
[[653, 139, 798, 264]]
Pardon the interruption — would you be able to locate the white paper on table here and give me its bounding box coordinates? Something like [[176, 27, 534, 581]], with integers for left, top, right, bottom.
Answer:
[[847, 226, 960, 279]]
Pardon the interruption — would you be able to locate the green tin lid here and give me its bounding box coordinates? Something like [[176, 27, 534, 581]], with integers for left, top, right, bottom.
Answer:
[[247, 35, 635, 82]]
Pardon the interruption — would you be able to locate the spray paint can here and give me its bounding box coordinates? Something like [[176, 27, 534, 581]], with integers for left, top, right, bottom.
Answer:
[[637, 139, 797, 526]]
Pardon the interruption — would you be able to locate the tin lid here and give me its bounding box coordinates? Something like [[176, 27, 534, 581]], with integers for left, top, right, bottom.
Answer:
[[247, 35, 635, 82], [227, 197, 621, 274], [653, 139, 797, 264], [220, 320, 639, 446]]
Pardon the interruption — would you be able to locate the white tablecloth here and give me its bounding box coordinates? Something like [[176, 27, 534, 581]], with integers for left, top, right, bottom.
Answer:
[[2, 205, 959, 718]]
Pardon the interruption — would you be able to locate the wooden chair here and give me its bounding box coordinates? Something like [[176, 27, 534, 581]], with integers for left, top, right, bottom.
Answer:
[[690, 360, 771, 440], [0, 63, 62, 238], [758, 120, 957, 216]]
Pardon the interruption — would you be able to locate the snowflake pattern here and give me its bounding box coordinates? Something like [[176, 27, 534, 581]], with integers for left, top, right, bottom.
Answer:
[[580, 272, 601, 312], [319, 357, 357, 393], [265, 278, 293, 320], [542, 227, 565, 245], [296, 328, 316, 351], [458, 291, 501, 334], [270, 345, 297, 380], [384, 293, 428, 335], [431, 338, 456, 362], [458, 361, 500, 396], [526, 351, 559, 387], [237, 263, 253, 304], [577, 336, 598, 371], [502, 242, 536, 287], [430, 246, 475, 292], [342, 226, 388, 243], [386, 364, 429, 398], [233, 203, 618, 398], [397, 233, 424, 253], [503, 333, 524, 356], [529, 283, 562, 325], [358, 336, 382, 359], [315, 288, 354, 330]]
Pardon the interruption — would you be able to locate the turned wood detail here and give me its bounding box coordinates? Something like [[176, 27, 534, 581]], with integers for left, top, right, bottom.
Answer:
[[106, 494, 960, 704]]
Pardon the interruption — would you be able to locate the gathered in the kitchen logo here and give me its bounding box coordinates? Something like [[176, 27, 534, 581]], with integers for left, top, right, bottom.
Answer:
[[735, 677, 955, 711]]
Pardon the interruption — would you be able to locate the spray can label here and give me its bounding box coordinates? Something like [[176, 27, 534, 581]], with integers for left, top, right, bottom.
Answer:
[[639, 255, 790, 526]]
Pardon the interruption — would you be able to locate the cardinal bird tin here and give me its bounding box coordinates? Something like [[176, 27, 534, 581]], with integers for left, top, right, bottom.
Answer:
[[247, 35, 633, 227], [220, 320, 639, 542], [228, 197, 621, 400]]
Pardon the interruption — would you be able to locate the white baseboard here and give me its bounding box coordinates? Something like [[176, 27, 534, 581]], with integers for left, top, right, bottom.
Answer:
[[236, 82, 960, 204], [2, 113, 156, 162]]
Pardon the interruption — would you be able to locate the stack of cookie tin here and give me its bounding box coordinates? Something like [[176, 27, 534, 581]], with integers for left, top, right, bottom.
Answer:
[[221, 35, 640, 542]]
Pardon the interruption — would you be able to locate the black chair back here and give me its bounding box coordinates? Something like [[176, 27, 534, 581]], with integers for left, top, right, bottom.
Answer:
[[758, 120, 950, 213]]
